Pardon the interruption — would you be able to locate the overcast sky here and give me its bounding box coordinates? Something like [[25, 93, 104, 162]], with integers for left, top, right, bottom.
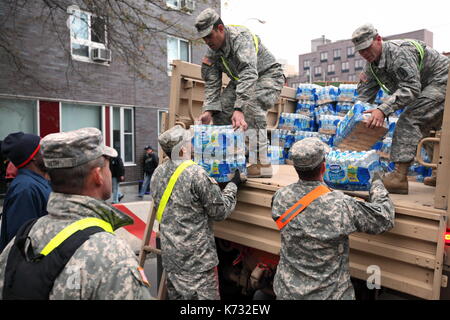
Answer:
[[221, 0, 450, 69]]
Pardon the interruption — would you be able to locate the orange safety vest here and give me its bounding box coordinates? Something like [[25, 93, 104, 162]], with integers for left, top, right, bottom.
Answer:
[[276, 185, 331, 230]]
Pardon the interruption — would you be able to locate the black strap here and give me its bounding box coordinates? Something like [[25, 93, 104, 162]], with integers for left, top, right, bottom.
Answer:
[[3, 224, 105, 300]]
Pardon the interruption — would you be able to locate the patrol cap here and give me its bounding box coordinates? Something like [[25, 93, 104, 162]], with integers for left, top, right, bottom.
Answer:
[[41, 127, 117, 169], [195, 8, 220, 39], [144, 145, 153, 150], [290, 137, 330, 171], [158, 125, 193, 156], [352, 23, 378, 51]]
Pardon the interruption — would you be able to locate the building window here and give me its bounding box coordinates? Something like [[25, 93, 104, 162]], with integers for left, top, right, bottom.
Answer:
[[303, 60, 310, 70], [327, 64, 335, 75], [112, 107, 135, 164], [333, 49, 341, 60], [0, 98, 37, 140], [331, 77, 339, 82], [320, 52, 328, 62], [314, 66, 322, 76], [166, 0, 195, 12], [167, 36, 191, 74], [355, 59, 365, 70], [69, 8, 108, 63], [61, 103, 102, 132], [348, 74, 357, 82], [342, 61, 350, 72], [347, 46, 355, 58]]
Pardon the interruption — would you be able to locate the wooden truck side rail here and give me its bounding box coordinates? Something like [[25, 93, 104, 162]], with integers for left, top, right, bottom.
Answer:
[[167, 60, 450, 300]]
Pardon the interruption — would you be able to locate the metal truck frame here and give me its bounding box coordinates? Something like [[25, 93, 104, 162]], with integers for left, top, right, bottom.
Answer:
[[157, 60, 450, 300]]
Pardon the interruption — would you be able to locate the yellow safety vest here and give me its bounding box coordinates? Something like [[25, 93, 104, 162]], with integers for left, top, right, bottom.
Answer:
[[369, 39, 425, 95], [220, 25, 259, 81], [40, 217, 113, 256], [156, 160, 196, 223]]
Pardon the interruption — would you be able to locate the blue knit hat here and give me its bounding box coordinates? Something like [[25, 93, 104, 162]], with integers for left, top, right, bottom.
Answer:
[[1, 132, 41, 168]]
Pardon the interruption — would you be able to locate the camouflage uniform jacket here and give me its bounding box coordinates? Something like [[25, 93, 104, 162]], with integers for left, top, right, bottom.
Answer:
[[150, 160, 237, 273], [357, 40, 449, 116], [0, 192, 152, 300], [271, 179, 395, 300], [201, 25, 282, 113]]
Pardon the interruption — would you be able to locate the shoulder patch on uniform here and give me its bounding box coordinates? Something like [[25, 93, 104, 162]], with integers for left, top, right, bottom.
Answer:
[[396, 67, 410, 79], [202, 56, 213, 66]]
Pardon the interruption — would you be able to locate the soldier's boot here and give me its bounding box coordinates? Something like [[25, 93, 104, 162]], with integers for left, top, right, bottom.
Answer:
[[247, 163, 273, 178], [423, 169, 437, 187], [382, 162, 411, 194]]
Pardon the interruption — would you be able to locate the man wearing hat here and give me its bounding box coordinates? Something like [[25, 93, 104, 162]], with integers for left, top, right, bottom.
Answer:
[[271, 138, 395, 299], [352, 23, 449, 193], [0, 128, 152, 299], [195, 8, 285, 178], [0, 132, 51, 252], [138, 145, 159, 199], [150, 125, 244, 299]]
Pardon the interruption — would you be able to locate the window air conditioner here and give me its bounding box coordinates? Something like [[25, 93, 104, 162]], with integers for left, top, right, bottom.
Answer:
[[92, 48, 111, 63], [180, 0, 195, 12]]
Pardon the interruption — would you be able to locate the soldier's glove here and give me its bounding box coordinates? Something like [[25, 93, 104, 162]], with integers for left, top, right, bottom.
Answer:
[[230, 169, 246, 187]]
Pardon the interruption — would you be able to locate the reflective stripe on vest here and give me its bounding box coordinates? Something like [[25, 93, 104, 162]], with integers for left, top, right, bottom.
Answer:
[[40, 218, 113, 256], [156, 160, 196, 223], [369, 39, 425, 95], [220, 25, 259, 81], [275, 185, 331, 230]]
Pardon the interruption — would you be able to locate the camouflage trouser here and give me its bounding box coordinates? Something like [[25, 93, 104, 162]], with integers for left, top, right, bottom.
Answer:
[[166, 267, 220, 300], [391, 84, 446, 163], [212, 69, 285, 164]]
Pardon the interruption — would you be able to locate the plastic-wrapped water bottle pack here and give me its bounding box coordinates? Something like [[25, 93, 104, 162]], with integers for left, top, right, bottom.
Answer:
[[317, 115, 344, 135], [296, 100, 316, 117], [375, 89, 391, 104], [278, 113, 314, 131], [338, 84, 358, 102], [335, 102, 353, 116], [316, 86, 338, 105], [293, 130, 334, 147], [268, 145, 285, 165], [333, 101, 388, 151], [193, 125, 246, 183], [324, 149, 381, 191], [272, 129, 295, 149], [296, 84, 320, 101]]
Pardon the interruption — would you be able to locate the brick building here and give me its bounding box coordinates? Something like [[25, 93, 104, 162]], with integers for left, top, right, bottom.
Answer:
[[0, 0, 219, 191], [291, 29, 434, 86]]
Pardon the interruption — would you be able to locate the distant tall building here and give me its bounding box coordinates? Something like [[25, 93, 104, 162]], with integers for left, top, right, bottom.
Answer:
[[296, 29, 433, 84]]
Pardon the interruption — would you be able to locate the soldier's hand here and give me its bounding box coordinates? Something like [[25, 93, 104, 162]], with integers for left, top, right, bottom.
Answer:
[[371, 171, 383, 182], [363, 109, 385, 129], [230, 169, 246, 187], [231, 110, 248, 131], [199, 111, 213, 125]]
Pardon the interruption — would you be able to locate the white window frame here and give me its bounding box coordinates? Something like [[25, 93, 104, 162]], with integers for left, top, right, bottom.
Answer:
[[342, 61, 350, 72], [333, 49, 341, 59], [166, 0, 195, 13], [303, 60, 310, 69], [320, 52, 328, 62], [355, 59, 364, 69], [110, 106, 135, 165], [69, 8, 108, 64], [348, 74, 357, 82], [314, 66, 322, 76], [331, 77, 339, 82], [167, 35, 191, 75], [327, 64, 335, 73], [347, 46, 355, 57]]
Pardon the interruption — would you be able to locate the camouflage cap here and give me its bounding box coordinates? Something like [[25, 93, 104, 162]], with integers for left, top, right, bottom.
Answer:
[[352, 23, 378, 51], [290, 137, 330, 171], [158, 125, 193, 156], [41, 127, 117, 169], [195, 8, 220, 39]]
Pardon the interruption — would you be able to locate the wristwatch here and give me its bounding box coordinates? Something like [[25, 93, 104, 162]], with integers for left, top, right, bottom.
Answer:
[[234, 108, 243, 112]]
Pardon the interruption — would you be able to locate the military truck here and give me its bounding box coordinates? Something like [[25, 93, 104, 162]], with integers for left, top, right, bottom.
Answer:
[[146, 59, 450, 300]]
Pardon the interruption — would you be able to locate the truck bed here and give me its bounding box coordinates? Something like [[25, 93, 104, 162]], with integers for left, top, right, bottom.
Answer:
[[214, 165, 447, 300]]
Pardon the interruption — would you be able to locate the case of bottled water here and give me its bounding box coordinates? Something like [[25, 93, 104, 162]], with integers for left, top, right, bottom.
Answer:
[[337, 84, 358, 102], [193, 124, 246, 183], [316, 86, 338, 105], [324, 149, 381, 191]]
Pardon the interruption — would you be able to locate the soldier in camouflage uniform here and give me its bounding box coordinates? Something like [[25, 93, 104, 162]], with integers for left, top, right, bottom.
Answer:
[[150, 125, 244, 300], [352, 24, 449, 193], [0, 128, 152, 300], [271, 138, 395, 300], [195, 8, 285, 178]]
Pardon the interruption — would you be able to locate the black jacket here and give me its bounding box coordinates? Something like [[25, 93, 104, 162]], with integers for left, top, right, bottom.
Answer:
[[109, 156, 125, 178], [143, 152, 158, 175]]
